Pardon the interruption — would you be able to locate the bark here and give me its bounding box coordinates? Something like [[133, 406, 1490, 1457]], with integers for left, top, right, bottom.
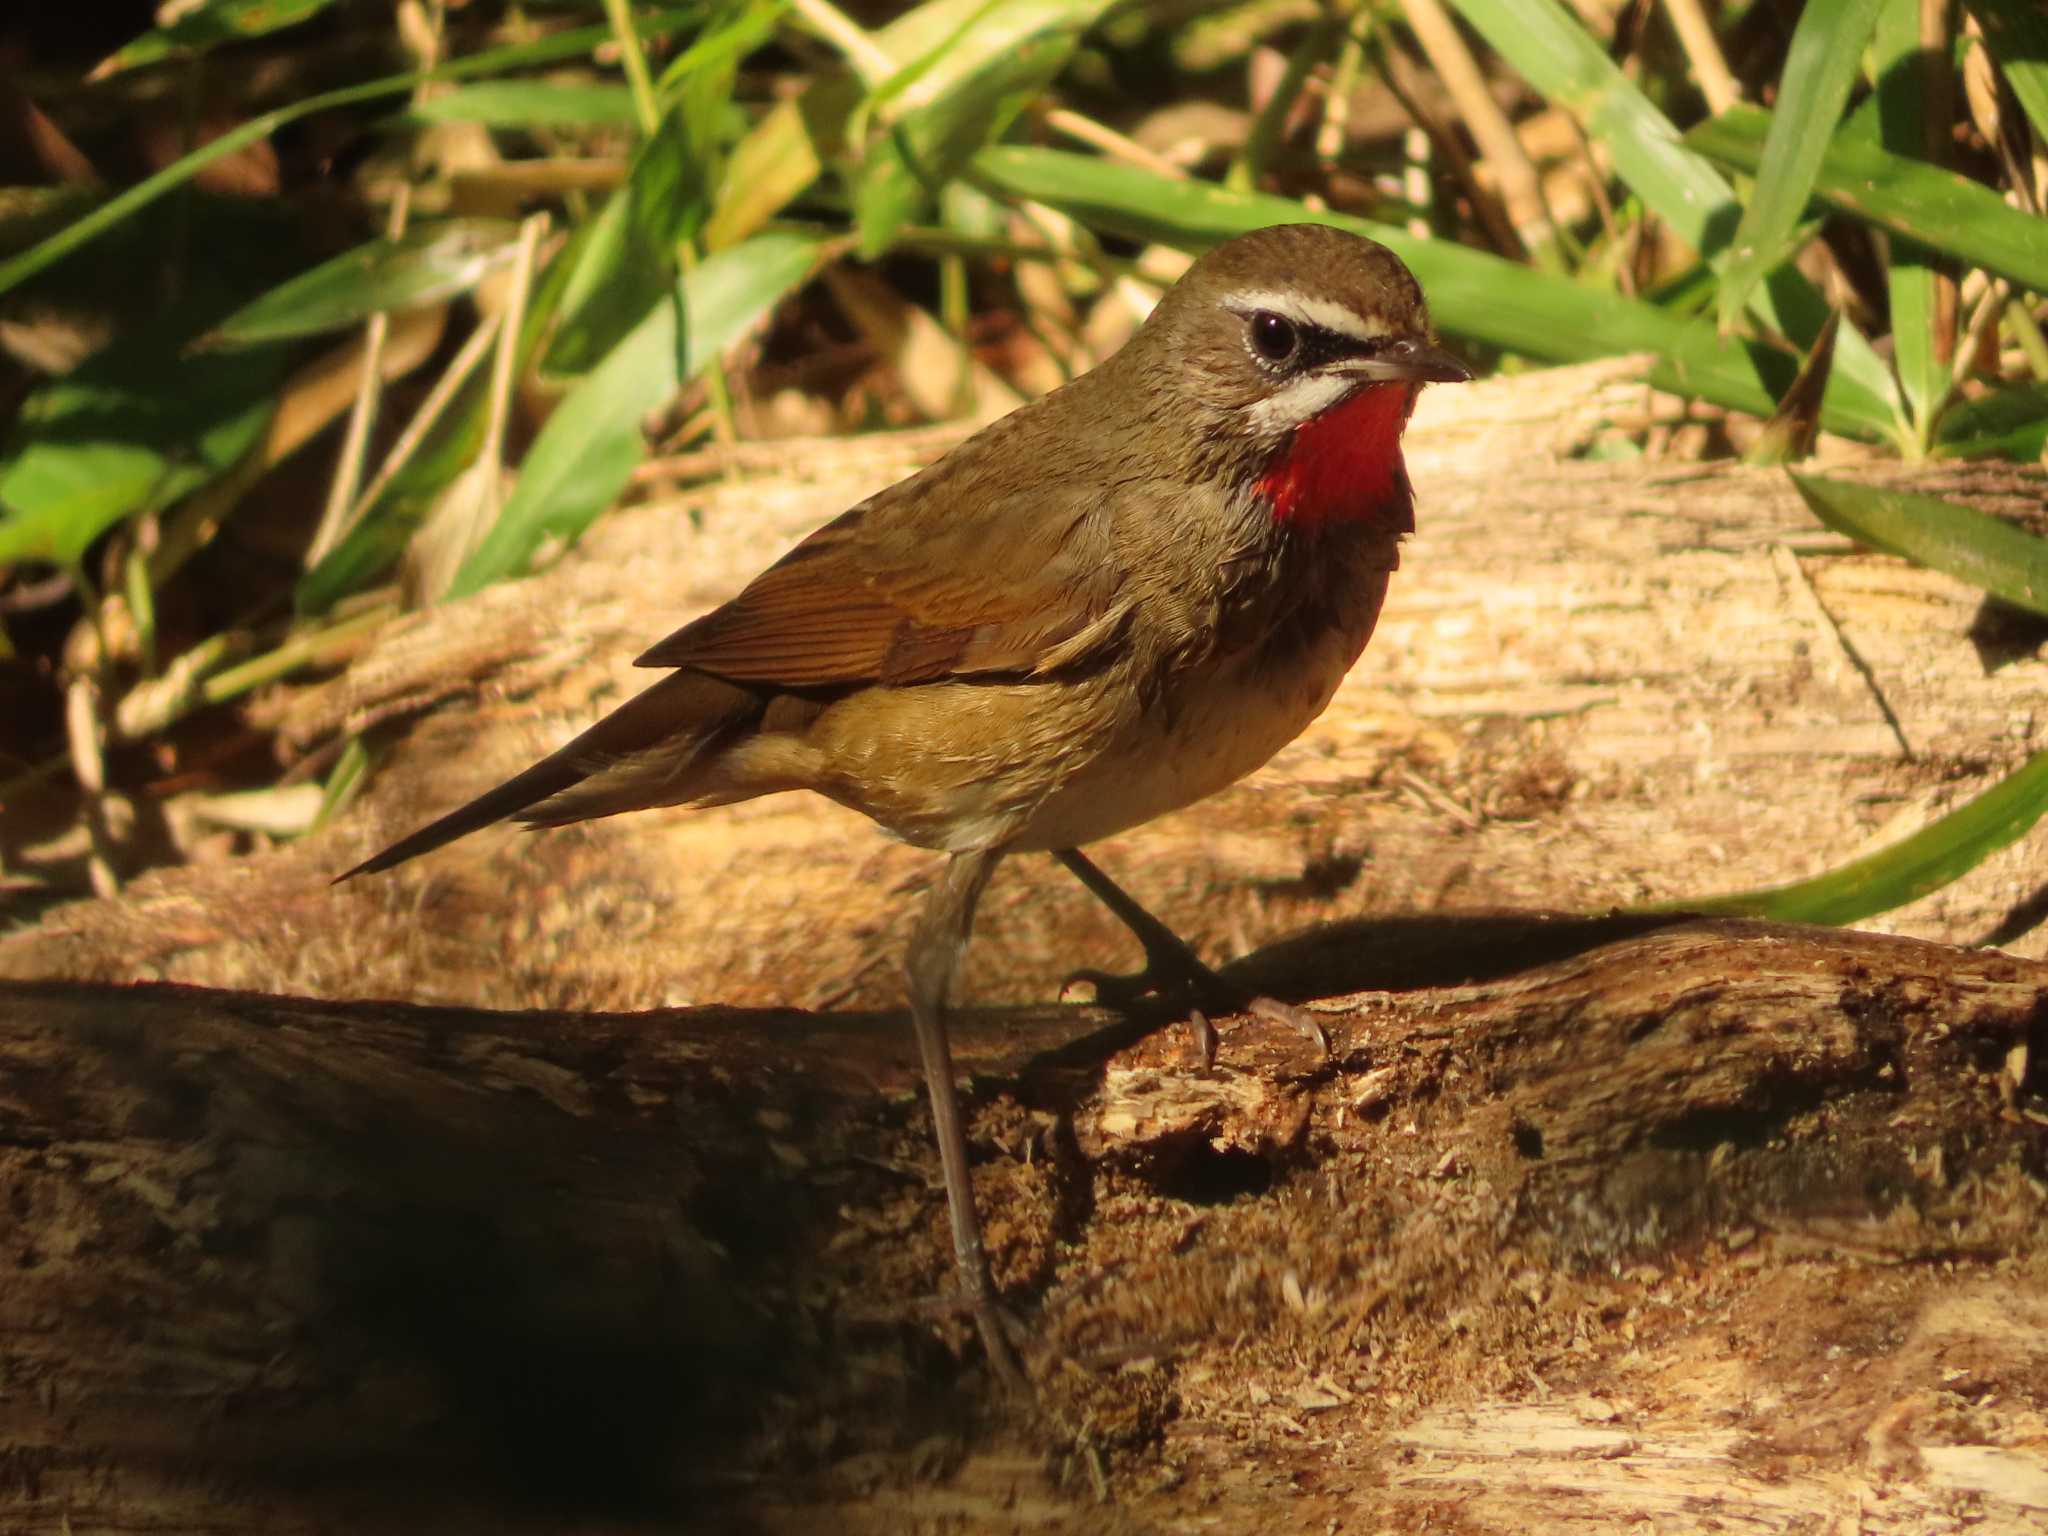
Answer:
[[2, 916, 2044, 1532]]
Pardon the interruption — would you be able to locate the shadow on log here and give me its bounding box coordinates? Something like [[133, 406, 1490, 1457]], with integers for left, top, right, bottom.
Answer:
[[4, 913, 2045, 1532]]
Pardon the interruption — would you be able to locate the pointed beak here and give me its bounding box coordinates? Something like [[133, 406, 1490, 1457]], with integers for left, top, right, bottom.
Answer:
[[1349, 337, 1472, 385]]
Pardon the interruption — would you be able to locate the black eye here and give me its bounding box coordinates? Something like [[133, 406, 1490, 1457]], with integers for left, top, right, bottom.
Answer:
[[1249, 310, 1298, 364]]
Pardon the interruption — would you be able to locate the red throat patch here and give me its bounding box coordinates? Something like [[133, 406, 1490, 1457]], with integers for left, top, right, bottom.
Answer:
[[1256, 382, 1415, 534]]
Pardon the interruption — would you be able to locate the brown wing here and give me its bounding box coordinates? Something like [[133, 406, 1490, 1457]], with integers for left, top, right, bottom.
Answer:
[[635, 472, 1129, 687]]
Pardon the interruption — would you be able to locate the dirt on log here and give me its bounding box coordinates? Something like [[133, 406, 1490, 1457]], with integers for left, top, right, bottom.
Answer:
[[3, 362, 2048, 1531]]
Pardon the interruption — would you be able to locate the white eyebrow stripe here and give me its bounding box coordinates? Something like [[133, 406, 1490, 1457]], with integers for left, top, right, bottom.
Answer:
[[1222, 288, 1388, 342]]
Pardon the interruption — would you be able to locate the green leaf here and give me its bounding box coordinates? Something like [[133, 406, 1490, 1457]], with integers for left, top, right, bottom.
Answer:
[[0, 8, 701, 301], [1689, 105, 2048, 295], [92, 0, 336, 77], [542, 110, 704, 376], [853, 28, 1080, 256], [403, 81, 641, 127], [1658, 750, 2048, 926], [1937, 384, 2048, 462], [0, 314, 284, 568], [447, 231, 823, 598], [201, 220, 520, 348], [1716, 0, 1885, 330], [628, 101, 713, 258], [1789, 471, 2048, 617], [1969, 0, 2048, 150], [974, 147, 1899, 439], [541, 192, 667, 376]]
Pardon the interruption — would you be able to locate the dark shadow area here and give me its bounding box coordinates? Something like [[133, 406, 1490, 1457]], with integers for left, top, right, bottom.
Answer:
[[1968, 596, 2048, 674], [6, 984, 979, 1529], [1223, 907, 1699, 1002], [1010, 907, 1700, 1103], [1976, 875, 2048, 949]]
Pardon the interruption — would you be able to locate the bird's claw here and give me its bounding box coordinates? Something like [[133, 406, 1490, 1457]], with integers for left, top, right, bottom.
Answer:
[[1248, 994, 1330, 1056], [908, 1287, 1029, 1391], [1059, 963, 1323, 1065]]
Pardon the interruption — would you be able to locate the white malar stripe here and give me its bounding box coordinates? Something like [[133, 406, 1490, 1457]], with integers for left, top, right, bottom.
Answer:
[[1222, 288, 1387, 342], [1245, 369, 1356, 436]]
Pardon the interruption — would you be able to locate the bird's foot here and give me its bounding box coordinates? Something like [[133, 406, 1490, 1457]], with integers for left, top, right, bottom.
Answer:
[[907, 1286, 1029, 1392], [1060, 962, 1328, 1065]]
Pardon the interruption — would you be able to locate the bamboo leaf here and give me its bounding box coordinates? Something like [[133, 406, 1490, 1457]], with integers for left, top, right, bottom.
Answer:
[[201, 220, 520, 348], [974, 147, 1899, 439], [1789, 471, 2048, 616], [1659, 751, 2048, 926], [447, 232, 823, 599], [1716, 0, 1884, 330], [1689, 105, 2048, 295]]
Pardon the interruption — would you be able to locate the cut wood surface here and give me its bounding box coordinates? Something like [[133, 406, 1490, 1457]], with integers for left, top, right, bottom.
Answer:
[[4, 361, 2047, 1005], [3, 917, 2044, 1533]]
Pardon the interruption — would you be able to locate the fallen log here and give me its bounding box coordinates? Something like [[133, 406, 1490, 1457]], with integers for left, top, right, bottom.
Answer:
[[2, 915, 2044, 1532]]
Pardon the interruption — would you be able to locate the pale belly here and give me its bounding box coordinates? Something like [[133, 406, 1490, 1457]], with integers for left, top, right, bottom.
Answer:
[[1002, 613, 1373, 852]]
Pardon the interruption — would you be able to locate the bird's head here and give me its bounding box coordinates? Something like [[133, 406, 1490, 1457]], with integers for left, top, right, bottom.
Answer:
[[1130, 224, 1469, 533]]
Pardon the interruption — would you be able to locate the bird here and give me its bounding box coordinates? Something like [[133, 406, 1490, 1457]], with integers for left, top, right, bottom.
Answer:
[[338, 222, 1468, 1387]]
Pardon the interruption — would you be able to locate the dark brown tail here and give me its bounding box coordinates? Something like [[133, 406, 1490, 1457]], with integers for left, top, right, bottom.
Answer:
[[333, 670, 750, 882]]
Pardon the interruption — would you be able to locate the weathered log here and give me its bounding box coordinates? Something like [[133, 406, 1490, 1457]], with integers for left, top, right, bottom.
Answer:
[[2, 915, 2044, 1532]]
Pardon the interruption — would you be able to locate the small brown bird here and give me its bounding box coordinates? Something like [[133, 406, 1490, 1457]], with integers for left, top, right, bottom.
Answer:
[[340, 223, 1466, 1384]]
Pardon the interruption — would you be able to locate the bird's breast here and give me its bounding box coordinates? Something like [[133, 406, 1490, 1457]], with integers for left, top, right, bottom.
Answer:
[[1004, 558, 1394, 851]]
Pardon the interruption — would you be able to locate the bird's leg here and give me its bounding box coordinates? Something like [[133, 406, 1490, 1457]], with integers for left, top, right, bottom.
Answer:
[[905, 848, 1026, 1389], [1055, 847, 1232, 1001], [1053, 847, 1328, 1058]]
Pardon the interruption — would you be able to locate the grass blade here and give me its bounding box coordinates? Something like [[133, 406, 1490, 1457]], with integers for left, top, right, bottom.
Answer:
[[403, 82, 641, 127], [447, 231, 823, 599], [1869, 0, 1954, 451], [1689, 105, 2048, 294], [1715, 0, 1884, 330], [1789, 471, 2048, 617], [704, 0, 1101, 250], [854, 27, 1082, 255], [202, 220, 519, 348], [1654, 750, 2048, 926]]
